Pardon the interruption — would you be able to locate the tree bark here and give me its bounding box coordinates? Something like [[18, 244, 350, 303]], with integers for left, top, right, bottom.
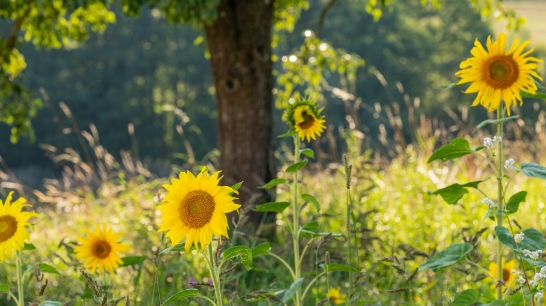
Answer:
[[204, 0, 275, 229]]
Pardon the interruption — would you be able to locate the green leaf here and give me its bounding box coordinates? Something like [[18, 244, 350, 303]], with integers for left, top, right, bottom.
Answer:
[[431, 180, 486, 205], [161, 289, 201, 305], [495, 226, 546, 251], [282, 278, 304, 303], [452, 289, 479, 306], [221, 246, 253, 270], [286, 159, 308, 173], [256, 202, 290, 214], [506, 291, 525, 306], [0, 284, 9, 293], [41, 302, 64, 306], [23, 243, 36, 251], [427, 138, 475, 163], [160, 244, 196, 255], [442, 80, 460, 89], [259, 178, 287, 189], [120, 256, 147, 267], [231, 181, 243, 192], [301, 194, 320, 212], [519, 162, 546, 180], [481, 301, 507, 306], [278, 130, 297, 138], [299, 221, 342, 239], [521, 91, 546, 99], [36, 263, 60, 274], [323, 263, 359, 273], [477, 115, 520, 129], [417, 243, 473, 272], [505, 191, 527, 214], [300, 148, 315, 158], [251, 242, 271, 257]]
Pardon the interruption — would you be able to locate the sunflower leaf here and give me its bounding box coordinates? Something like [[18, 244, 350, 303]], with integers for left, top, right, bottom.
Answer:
[[286, 159, 308, 172], [299, 148, 315, 158], [477, 115, 520, 128], [417, 243, 473, 272], [259, 178, 287, 189], [231, 181, 243, 192], [495, 226, 546, 251], [120, 256, 147, 267], [221, 246, 253, 271], [161, 289, 201, 305], [431, 179, 487, 205], [518, 162, 546, 180], [427, 138, 475, 163], [521, 91, 546, 99], [442, 80, 460, 89], [36, 263, 60, 274], [505, 191, 527, 214], [278, 130, 297, 138], [452, 289, 480, 306], [255, 201, 290, 213], [0, 284, 9, 293], [159, 244, 196, 254], [301, 193, 320, 212], [251, 242, 271, 257], [23, 243, 36, 251], [282, 278, 304, 303]]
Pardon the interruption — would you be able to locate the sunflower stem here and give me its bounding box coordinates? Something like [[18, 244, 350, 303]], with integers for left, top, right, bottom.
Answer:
[[292, 136, 302, 306], [207, 243, 223, 306], [16, 251, 24, 306], [496, 106, 504, 300]]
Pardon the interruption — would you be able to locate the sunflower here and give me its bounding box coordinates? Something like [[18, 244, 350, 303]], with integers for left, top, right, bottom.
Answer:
[[488, 258, 517, 288], [0, 192, 37, 262], [157, 167, 240, 252], [456, 32, 543, 115], [285, 99, 326, 142], [327, 287, 346, 305], [75, 225, 129, 276]]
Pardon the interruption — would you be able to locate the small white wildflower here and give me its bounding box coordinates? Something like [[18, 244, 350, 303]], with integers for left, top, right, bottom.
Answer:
[[517, 276, 526, 284], [493, 136, 502, 142], [481, 197, 495, 209], [504, 158, 515, 170], [512, 269, 522, 275], [541, 266, 546, 274], [484, 137, 493, 148], [523, 250, 542, 261], [536, 291, 543, 301], [530, 280, 538, 287], [515, 232, 525, 243]]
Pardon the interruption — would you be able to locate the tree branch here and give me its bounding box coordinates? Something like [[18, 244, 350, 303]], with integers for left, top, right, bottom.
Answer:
[[1, 2, 32, 66], [315, 0, 338, 38]]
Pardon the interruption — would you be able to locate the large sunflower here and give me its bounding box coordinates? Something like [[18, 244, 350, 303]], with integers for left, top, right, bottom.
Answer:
[[285, 99, 326, 142], [456, 32, 543, 115], [488, 258, 517, 288], [0, 192, 37, 262], [157, 168, 240, 252], [75, 225, 129, 276]]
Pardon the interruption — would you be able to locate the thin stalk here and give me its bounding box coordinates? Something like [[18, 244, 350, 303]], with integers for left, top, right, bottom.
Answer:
[[292, 136, 302, 306], [496, 107, 504, 300], [465, 259, 496, 282], [301, 271, 327, 302], [207, 244, 223, 306], [346, 187, 352, 304], [196, 295, 218, 306], [16, 251, 24, 306], [264, 253, 296, 280]]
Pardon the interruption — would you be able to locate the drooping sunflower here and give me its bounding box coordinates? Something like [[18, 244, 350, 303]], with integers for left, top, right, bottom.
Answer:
[[327, 287, 347, 305], [285, 99, 326, 142], [157, 167, 240, 252], [488, 258, 517, 288], [0, 192, 38, 262], [75, 225, 129, 276], [456, 32, 543, 115]]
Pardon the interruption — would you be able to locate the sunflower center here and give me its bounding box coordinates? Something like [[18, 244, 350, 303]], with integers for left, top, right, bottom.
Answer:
[[92, 240, 112, 259], [0, 215, 17, 242], [502, 268, 510, 282], [179, 190, 215, 228], [298, 111, 316, 130], [483, 55, 519, 89]]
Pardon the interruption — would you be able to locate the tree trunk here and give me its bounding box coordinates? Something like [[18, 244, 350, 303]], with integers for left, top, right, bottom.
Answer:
[[204, 0, 275, 230]]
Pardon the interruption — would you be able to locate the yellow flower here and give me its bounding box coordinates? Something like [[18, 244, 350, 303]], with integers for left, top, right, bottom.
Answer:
[[75, 225, 129, 276], [456, 32, 543, 115], [0, 192, 37, 262], [488, 258, 517, 288], [157, 167, 241, 252], [285, 99, 326, 142], [327, 287, 346, 305]]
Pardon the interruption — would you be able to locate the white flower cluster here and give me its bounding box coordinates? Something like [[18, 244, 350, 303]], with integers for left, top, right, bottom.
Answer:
[[504, 158, 515, 170], [515, 232, 525, 243], [536, 291, 544, 301], [481, 197, 495, 209], [523, 249, 543, 261], [483, 136, 502, 149]]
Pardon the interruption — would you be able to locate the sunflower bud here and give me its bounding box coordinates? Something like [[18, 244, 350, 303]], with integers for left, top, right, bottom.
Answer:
[[284, 98, 326, 142]]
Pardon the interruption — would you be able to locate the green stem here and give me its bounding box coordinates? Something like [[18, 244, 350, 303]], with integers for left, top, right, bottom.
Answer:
[[196, 295, 218, 306], [263, 253, 296, 280], [301, 271, 327, 302], [207, 244, 223, 306], [496, 107, 504, 300], [465, 259, 496, 282], [292, 136, 302, 306], [16, 251, 23, 306], [300, 238, 316, 264], [346, 188, 352, 304]]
